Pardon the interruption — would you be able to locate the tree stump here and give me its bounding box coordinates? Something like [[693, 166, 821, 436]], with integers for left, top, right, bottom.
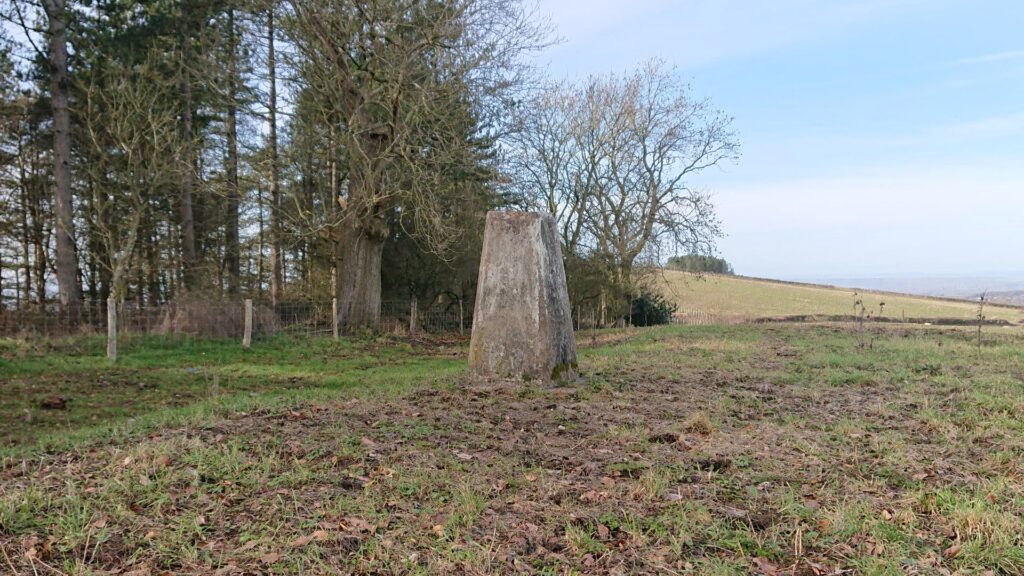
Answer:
[[469, 211, 577, 380]]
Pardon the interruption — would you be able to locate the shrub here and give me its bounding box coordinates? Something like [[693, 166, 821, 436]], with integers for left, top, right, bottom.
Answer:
[[629, 291, 677, 326]]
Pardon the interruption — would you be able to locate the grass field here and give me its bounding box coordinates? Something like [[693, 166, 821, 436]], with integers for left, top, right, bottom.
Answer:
[[657, 270, 1022, 324], [3, 324, 1024, 574], [0, 335, 465, 450]]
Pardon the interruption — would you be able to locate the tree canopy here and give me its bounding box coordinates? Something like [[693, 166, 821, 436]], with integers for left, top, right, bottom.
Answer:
[[0, 0, 734, 328]]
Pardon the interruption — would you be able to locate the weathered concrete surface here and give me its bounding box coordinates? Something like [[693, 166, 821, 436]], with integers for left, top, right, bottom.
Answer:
[[469, 211, 577, 380]]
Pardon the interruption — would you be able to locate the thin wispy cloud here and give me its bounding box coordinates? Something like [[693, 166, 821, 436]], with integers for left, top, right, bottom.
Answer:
[[952, 49, 1024, 66], [864, 111, 1024, 147], [539, 0, 925, 72], [932, 111, 1024, 137]]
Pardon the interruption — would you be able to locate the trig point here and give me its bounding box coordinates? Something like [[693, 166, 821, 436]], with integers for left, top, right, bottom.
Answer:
[[469, 211, 577, 380]]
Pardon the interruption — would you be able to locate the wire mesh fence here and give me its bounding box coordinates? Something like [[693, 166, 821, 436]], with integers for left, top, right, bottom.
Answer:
[[671, 308, 723, 326], [0, 297, 477, 357], [0, 297, 723, 359]]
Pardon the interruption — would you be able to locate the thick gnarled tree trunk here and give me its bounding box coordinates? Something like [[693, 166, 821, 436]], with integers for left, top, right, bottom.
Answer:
[[333, 128, 388, 331], [334, 225, 384, 331]]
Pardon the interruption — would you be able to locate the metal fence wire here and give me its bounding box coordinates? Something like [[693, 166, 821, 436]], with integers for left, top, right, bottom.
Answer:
[[0, 297, 475, 354], [0, 297, 722, 358]]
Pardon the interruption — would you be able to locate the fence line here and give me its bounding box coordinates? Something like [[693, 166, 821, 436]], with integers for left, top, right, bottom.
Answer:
[[0, 297, 474, 353], [0, 297, 726, 359], [671, 308, 722, 326]]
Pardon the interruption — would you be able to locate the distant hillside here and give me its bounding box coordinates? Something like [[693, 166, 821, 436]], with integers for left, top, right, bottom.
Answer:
[[655, 270, 1022, 323], [801, 274, 1024, 300], [983, 290, 1024, 306]]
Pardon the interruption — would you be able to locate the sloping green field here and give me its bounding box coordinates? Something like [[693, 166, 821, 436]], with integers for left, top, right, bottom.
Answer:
[[657, 270, 1022, 323]]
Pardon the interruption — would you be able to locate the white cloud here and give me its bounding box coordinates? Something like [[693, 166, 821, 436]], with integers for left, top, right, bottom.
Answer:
[[952, 49, 1024, 66], [537, 0, 931, 72]]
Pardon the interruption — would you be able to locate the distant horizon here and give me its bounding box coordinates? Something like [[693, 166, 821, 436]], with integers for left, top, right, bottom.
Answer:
[[752, 270, 1024, 300], [659, 265, 1024, 299]]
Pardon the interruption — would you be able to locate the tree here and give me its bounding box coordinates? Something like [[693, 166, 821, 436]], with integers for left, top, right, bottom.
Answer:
[[0, 0, 557, 317], [667, 254, 734, 274], [266, 5, 283, 304], [40, 0, 81, 309], [223, 5, 241, 294], [79, 55, 181, 300], [0, 37, 19, 306], [509, 60, 738, 313], [586, 61, 737, 292], [176, 0, 198, 291], [284, 0, 548, 330], [504, 80, 613, 307]]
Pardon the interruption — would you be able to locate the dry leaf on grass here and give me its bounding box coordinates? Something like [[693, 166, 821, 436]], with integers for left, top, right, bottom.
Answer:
[[751, 556, 781, 575]]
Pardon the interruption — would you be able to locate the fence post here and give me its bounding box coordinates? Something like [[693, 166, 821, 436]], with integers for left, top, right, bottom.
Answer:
[[332, 298, 339, 341], [106, 297, 117, 361], [409, 296, 418, 337], [243, 298, 253, 348], [600, 290, 606, 328], [458, 298, 465, 336]]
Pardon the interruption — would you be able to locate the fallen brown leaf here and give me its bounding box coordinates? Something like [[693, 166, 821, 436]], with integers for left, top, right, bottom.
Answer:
[[238, 540, 258, 552], [751, 557, 780, 575]]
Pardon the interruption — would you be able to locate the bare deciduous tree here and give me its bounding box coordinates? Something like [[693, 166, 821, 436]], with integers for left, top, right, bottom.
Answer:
[[508, 60, 738, 310], [80, 58, 181, 300]]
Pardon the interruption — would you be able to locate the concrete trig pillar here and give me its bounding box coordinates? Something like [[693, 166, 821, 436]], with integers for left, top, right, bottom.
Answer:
[[469, 211, 577, 380]]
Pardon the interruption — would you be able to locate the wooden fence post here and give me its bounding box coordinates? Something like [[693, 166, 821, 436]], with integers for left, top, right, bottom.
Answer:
[[409, 296, 418, 337], [106, 297, 117, 361], [243, 299, 253, 348], [332, 298, 339, 340], [458, 298, 465, 336]]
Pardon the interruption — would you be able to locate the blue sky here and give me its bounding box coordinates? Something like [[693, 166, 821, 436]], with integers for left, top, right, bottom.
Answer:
[[537, 0, 1024, 279]]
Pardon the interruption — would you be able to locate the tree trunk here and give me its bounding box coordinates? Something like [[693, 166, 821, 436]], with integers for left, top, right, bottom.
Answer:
[[224, 7, 241, 294], [178, 4, 198, 292], [334, 225, 384, 331], [256, 186, 266, 297], [18, 140, 31, 307], [267, 9, 284, 304], [32, 212, 45, 306], [26, 174, 47, 307], [333, 131, 388, 331], [41, 0, 81, 311], [146, 217, 160, 303]]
